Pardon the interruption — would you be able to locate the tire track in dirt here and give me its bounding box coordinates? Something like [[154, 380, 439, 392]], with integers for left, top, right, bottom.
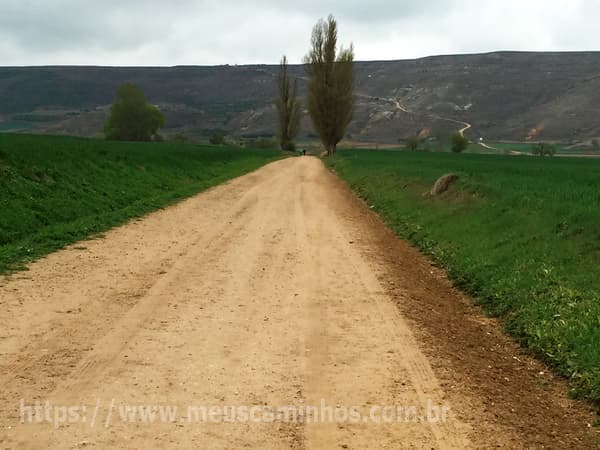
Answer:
[[295, 167, 470, 448], [0, 169, 267, 418]]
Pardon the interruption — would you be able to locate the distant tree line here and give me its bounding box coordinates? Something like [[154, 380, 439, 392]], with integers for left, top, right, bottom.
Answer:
[[403, 132, 469, 153]]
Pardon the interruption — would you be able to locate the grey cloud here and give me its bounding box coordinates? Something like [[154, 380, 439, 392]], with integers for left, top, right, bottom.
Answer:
[[249, 0, 460, 24], [0, 0, 597, 66]]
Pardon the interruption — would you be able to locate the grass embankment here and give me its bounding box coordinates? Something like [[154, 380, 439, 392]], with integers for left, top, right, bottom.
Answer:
[[0, 133, 281, 273], [329, 150, 600, 403]]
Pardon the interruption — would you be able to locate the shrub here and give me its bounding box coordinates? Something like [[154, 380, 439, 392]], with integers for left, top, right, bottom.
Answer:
[[209, 133, 225, 145], [531, 143, 556, 157], [450, 132, 469, 153], [405, 135, 420, 151], [104, 83, 165, 142]]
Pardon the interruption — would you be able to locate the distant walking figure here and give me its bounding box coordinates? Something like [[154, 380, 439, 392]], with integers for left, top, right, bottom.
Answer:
[[302, 149, 306, 156]]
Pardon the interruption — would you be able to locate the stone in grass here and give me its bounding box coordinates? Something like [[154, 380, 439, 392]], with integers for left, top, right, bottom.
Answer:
[[430, 174, 459, 196]]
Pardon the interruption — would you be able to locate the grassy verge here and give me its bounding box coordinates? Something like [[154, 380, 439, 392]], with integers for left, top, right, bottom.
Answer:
[[0, 133, 281, 273], [328, 149, 600, 403]]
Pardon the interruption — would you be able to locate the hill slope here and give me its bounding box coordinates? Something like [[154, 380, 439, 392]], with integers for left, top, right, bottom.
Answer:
[[1, 52, 600, 143]]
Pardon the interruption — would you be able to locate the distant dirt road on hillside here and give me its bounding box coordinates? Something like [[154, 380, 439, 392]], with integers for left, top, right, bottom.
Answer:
[[0, 157, 596, 448]]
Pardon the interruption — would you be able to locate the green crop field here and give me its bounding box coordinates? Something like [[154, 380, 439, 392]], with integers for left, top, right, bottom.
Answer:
[[0, 121, 34, 132], [0, 133, 281, 273], [466, 141, 599, 156], [467, 142, 548, 154], [328, 149, 600, 403]]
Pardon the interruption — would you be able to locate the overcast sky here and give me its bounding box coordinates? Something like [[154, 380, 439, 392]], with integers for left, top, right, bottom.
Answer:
[[1, 0, 599, 66]]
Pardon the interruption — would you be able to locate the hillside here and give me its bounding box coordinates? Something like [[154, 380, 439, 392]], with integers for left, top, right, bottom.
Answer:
[[1, 52, 600, 144]]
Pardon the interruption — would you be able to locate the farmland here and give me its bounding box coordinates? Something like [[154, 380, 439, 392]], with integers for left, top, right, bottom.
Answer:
[[1, 140, 597, 447], [0, 133, 281, 273], [328, 149, 600, 402]]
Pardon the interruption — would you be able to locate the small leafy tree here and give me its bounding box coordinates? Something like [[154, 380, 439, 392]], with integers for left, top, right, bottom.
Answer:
[[531, 142, 556, 156], [450, 132, 469, 153], [304, 15, 354, 156], [104, 83, 164, 141], [275, 56, 301, 151], [406, 135, 420, 151], [210, 132, 225, 145]]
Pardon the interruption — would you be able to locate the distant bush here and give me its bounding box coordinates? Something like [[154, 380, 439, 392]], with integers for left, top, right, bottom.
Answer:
[[104, 83, 165, 142], [209, 133, 225, 145], [531, 142, 556, 157], [450, 132, 468, 153], [405, 135, 420, 151]]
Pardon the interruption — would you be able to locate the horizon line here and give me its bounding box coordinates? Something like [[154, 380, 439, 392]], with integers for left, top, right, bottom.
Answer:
[[2, 50, 600, 69]]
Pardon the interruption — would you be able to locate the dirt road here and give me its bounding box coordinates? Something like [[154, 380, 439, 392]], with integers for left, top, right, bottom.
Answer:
[[0, 157, 596, 448], [391, 97, 472, 138]]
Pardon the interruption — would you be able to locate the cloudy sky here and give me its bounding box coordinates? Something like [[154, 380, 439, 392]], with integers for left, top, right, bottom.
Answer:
[[1, 0, 598, 66]]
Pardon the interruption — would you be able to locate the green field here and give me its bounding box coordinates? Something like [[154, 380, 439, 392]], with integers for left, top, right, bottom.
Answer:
[[328, 150, 600, 402], [466, 142, 549, 154], [0, 133, 281, 273], [0, 121, 34, 132], [466, 141, 600, 156]]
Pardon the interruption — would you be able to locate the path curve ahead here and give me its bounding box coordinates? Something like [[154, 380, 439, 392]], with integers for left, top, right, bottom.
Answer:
[[393, 98, 472, 137], [0, 157, 595, 448]]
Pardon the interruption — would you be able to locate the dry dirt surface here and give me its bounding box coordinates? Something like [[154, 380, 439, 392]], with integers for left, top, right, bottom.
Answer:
[[0, 157, 597, 449]]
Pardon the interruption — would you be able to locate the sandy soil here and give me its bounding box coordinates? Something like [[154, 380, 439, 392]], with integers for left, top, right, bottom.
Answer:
[[0, 157, 597, 449]]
